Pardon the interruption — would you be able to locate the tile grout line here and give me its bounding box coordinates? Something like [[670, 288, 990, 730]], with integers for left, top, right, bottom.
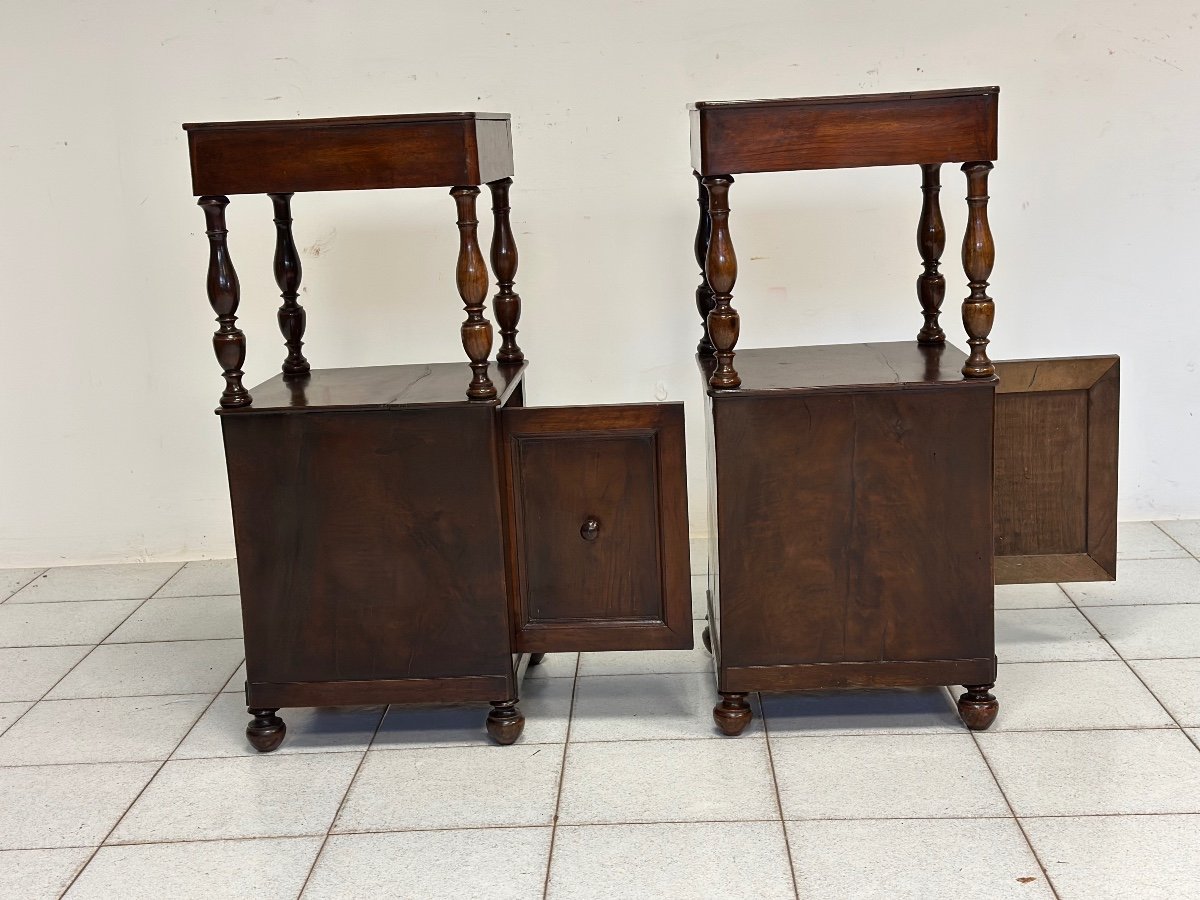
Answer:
[[541, 652, 582, 900], [968, 729, 1061, 899], [294, 711, 388, 899], [761, 692, 802, 900], [56, 647, 231, 897], [0, 568, 47, 604]]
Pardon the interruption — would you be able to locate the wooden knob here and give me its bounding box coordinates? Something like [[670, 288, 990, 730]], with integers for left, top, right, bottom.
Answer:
[[580, 516, 601, 541]]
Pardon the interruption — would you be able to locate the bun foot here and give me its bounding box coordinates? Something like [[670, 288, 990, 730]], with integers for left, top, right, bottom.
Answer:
[[246, 708, 286, 752], [957, 684, 999, 731], [486, 700, 525, 745], [527, 653, 546, 667], [701, 625, 712, 654], [713, 692, 752, 736]]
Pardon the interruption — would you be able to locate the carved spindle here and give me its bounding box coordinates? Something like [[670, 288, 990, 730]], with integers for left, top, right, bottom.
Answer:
[[694, 172, 715, 356], [269, 192, 310, 377], [451, 186, 497, 400], [960, 162, 996, 377], [703, 175, 740, 389], [916, 164, 946, 345], [487, 178, 524, 364], [198, 195, 251, 408]]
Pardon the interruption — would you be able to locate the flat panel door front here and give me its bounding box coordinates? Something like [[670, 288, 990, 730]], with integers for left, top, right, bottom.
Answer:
[[501, 403, 692, 652]]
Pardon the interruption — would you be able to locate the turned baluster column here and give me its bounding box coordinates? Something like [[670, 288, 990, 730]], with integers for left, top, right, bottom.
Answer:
[[960, 162, 996, 377], [451, 186, 497, 400], [198, 195, 251, 408], [916, 164, 946, 345], [269, 192, 310, 377], [694, 172, 715, 356], [703, 175, 740, 388], [487, 178, 524, 364]]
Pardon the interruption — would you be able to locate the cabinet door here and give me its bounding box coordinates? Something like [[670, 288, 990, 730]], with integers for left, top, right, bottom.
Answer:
[[993, 356, 1119, 584], [501, 403, 692, 652]]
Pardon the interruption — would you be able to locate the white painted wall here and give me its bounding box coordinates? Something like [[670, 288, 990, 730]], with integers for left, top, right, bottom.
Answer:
[[1, 1, 1197, 566]]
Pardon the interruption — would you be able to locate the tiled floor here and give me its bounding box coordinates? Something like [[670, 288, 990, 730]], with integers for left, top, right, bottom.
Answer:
[[1, 523, 1199, 898]]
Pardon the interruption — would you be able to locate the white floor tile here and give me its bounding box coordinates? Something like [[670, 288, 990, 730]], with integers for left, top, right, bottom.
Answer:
[[1118, 521, 1190, 560], [0, 568, 45, 602], [1085, 604, 1200, 658], [0, 646, 91, 701], [1022, 814, 1200, 900], [174, 693, 383, 758], [306, 828, 551, 900], [0, 762, 157, 849], [48, 639, 244, 699], [0, 695, 211, 765], [557, 738, 777, 825], [691, 574, 709, 619], [570, 672, 758, 743], [771, 733, 1007, 820], [0, 701, 32, 736], [335, 745, 562, 832], [371, 676, 572, 749], [978, 729, 1200, 816], [548, 821, 794, 900], [9, 564, 181, 604], [0, 600, 141, 648], [996, 607, 1117, 663], [1129, 658, 1200, 726], [525, 652, 578, 679], [222, 661, 246, 693], [66, 836, 321, 900], [994, 582, 1072, 610], [105, 595, 242, 643], [1156, 519, 1200, 556], [1064, 557, 1200, 607], [154, 559, 240, 599], [690, 537, 708, 576], [761, 687, 963, 736], [0, 848, 94, 900], [980, 661, 1174, 731], [110, 753, 361, 843], [578, 620, 713, 677], [787, 818, 1051, 899]]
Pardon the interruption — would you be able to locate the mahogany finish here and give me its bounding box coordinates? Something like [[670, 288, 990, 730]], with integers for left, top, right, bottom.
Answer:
[[702, 175, 740, 388], [488, 178, 524, 364], [693, 172, 715, 356], [452, 185, 498, 399], [198, 195, 251, 408], [916, 164, 947, 345], [960, 162, 996, 377], [269, 192, 310, 377]]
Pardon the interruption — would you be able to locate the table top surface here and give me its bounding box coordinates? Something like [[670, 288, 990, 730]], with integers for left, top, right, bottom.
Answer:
[[183, 112, 510, 132], [689, 86, 998, 112]]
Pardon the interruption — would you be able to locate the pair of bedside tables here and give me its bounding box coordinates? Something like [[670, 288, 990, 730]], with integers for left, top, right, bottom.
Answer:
[[184, 87, 1118, 751]]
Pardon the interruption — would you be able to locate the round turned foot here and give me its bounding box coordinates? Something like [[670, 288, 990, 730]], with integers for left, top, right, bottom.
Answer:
[[713, 692, 752, 736], [527, 653, 546, 667], [486, 701, 525, 745], [701, 625, 712, 654], [246, 708, 286, 752], [957, 684, 999, 731]]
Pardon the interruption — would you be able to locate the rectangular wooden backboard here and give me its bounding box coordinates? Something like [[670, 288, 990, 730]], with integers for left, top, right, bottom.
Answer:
[[993, 356, 1119, 584]]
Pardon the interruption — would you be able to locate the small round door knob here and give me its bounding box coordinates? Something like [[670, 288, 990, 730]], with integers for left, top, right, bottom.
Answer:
[[580, 516, 601, 541]]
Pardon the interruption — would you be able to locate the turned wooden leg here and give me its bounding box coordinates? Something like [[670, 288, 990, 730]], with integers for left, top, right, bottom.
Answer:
[[960, 162, 996, 378], [451, 185, 497, 400], [246, 707, 286, 752], [485, 700, 525, 745], [701, 625, 712, 654], [269, 192, 311, 377], [487, 177, 524, 364], [693, 171, 715, 356], [702, 175, 740, 389], [916, 163, 947, 345], [527, 653, 546, 667], [713, 692, 752, 736], [957, 683, 999, 731], [198, 196, 251, 408]]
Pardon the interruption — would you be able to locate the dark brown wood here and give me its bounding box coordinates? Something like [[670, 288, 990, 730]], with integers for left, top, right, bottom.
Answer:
[[957, 683, 999, 730], [713, 692, 752, 735], [719, 658, 996, 693], [269, 192, 310, 377], [452, 186, 497, 400], [693, 171, 715, 356], [488, 177, 524, 364], [916, 164, 947, 345], [246, 707, 285, 752], [183, 113, 514, 195], [961, 162, 996, 377], [246, 675, 511, 708], [526, 653, 546, 667], [703, 175, 740, 388], [701, 624, 712, 654], [993, 356, 1120, 584], [501, 403, 692, 652], [485, 700, 525, 745], [198, 195, 251, 408], [690, 87, 998, 174]]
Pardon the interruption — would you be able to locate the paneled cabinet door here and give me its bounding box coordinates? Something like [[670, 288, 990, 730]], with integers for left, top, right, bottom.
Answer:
[[500, 403, 693, 652], [993, 356, 1119, 584]]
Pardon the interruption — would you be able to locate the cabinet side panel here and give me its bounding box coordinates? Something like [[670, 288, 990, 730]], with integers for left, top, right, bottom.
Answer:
[[223, 407, 511, 684]]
